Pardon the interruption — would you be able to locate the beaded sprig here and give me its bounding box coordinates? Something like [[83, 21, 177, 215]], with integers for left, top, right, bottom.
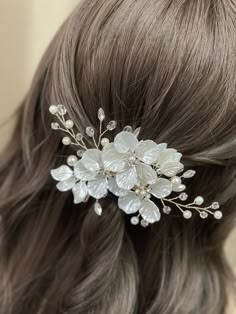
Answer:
[[49, 104, 222, 227]]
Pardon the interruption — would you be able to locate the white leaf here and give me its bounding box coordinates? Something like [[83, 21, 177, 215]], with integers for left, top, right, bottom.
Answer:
[[108, 177, 129, 197], [72, 181, 88, 204], [102, 144, 127, 172], [56, 176, 76, 192], [160, 161, 184, 177], [135, 140, 162, 165], [151, 178, 172, 198], [118, 191, 141, 214], [116, 166, 138, 190], [182, 170, 196, 178], [74, 160, 96, 181], [51, 165, 73, 181], [87, 177, 108, 199], [114, 131, 139, 153], [139, 199, 161, 223], [81, 149, 103, 171], [135, 163, 157, 185]]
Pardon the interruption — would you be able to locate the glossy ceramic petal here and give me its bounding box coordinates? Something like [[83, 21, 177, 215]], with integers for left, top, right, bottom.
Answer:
[[151, 178, 172, 198], [114, 131, 139, 153], [51, 165, 73, 181], [118, 191, 141, 214]]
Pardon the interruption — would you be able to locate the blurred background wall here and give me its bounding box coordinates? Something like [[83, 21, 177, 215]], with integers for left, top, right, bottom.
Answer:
[[0, 0, 235, 277]]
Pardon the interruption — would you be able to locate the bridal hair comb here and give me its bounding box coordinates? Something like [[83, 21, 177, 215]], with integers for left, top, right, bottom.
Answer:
[[49, 105, 222, 227]]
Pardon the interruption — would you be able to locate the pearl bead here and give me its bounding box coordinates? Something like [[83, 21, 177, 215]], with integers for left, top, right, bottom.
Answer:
[[128, 155, 136, 163], [173, 184, 186, 192], [67, 155, 78, 166], [171, 176, 182, 186], [214, 211, 223, 220], [49, 105, 58, 114], [183, 210, 192, 219], [101, 138, 109, 147], [65, 120, 74, 129], [140, 190, 147, 197], [135, 188, 140, 195], [194, 196, 204, 206], [131, 216, 139, 225], [62, 137, 71, 145], [146, 193, 151, 199]]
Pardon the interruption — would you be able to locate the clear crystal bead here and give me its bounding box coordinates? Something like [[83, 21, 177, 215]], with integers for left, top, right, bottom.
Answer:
[[200, 211, 208, 219], [131, 216, 139, 225], [123, 125, 133, 132], [75, 133, 83, 141], [107, 120, 117, 131], [101, 138, 109, 147], [179, 193, 188, 201], [140, 219, 149, 227], [51, 122, 59, 129], [182, 170, 196, 178], [211, 202, 220, 210], [98, 108, 105, 121], [57, 104, 67, 115], [86, 126, 95, 137], [163, 206, 171, 214], [194, 196, 204, 205], [94, 201, 102, 216], [77, 150, 85, 157]]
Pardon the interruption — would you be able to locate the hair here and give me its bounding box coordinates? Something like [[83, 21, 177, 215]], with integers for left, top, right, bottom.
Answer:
[[0, 0, 236, 313]]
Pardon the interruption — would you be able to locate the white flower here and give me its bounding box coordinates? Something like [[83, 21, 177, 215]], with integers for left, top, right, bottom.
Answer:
[[102, 131, 164, 189], [74, 149, 128, 199], [51, 165, 88, 204], [153, 147, 184, 177], [118, 178, 172, 223]]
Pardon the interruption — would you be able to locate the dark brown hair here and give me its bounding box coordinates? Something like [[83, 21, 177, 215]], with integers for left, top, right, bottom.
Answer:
[[0, 0, 236, 313]]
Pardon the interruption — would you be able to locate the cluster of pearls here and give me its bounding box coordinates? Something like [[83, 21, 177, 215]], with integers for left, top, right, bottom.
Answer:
[[135, 186, 151, 199]]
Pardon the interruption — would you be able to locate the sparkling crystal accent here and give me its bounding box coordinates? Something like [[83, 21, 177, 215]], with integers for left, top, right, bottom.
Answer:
[[123, 125, 133, 132], [141, 219, 149, 227], [51, 122, 59, 129], [200, 211, 208, 219], [179, 193, 188, 201], [98, 108, 105, 121], [131, 216, 139, 225], [77, 150, 85, 157], [211, 202, 220, 210], [57, 104, 67, 115], [214, 211, 223, 220], [182, 170, 196, 178], [163, 206, 171, 214], [183, 210, 192, 219], [94, 201, 103, 216], [107, 120, 117, 131], [75, 133, 83, 141], [62, 137, 71, 145], [86, 126, 95, 137]]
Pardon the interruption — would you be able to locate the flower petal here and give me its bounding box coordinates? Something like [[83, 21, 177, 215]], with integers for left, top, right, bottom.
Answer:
[[51, 165, 73, 181], [72, 181, 88, 204], [135, 140, 165, 165], [151, 178, 172, 198], [139, 199, 161, 223], [159, 161, 184, 177], [81, 149, 103, 171], [87, 177, 108, 199], [118, 191, 141, 214], [116, 166, 138, 190], [114, 131, 139, 153], [56, 176, 76, 192], [74, 160, 97, 181], [108, 177, 129, 197], [102, 144, 127, 172], [157, 148, 182, 164], [135, 163, 157, 185]]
